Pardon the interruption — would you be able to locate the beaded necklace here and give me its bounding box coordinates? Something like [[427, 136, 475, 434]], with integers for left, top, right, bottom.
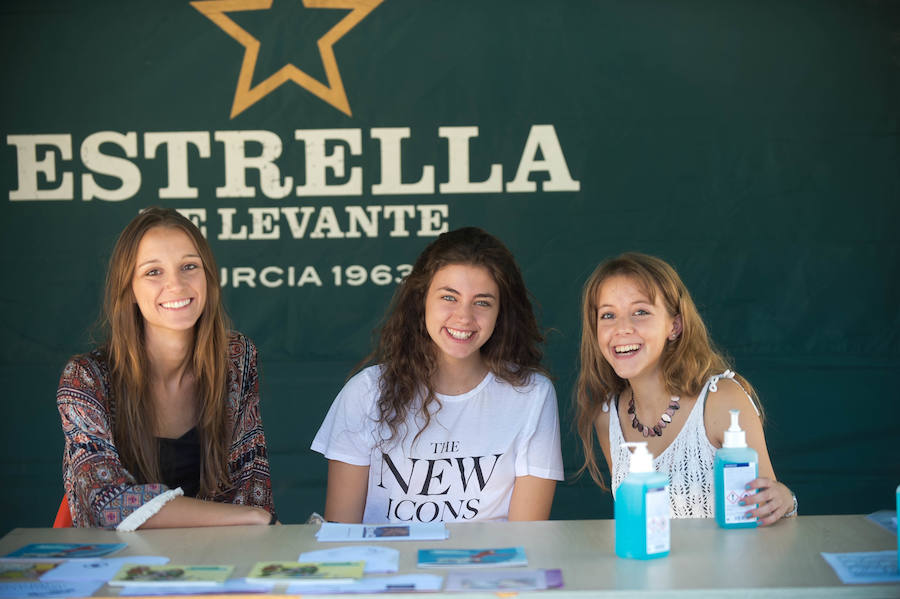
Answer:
[[628, 390, 680, 437]]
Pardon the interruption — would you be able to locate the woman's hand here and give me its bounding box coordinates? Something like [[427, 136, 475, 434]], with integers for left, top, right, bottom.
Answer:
[[740, 478, 795, 526]]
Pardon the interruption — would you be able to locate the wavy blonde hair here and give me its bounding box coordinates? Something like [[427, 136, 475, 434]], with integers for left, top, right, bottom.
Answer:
[[103, 207, 230, 497], [574, 252, 760, 488], [362, 227, 546, 445]]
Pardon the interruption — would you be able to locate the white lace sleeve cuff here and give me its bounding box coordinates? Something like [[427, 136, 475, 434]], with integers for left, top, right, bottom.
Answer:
[[115, 488, 184, 532]]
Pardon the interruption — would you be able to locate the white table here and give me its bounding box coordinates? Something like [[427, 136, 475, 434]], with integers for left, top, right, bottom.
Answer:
[[1, 515, 896, 597]]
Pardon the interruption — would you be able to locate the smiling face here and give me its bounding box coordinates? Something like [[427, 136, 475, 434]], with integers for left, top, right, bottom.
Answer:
[[424, 263, 500, 370], [595, 274, 681, 384], [131, 226, 207, 338]]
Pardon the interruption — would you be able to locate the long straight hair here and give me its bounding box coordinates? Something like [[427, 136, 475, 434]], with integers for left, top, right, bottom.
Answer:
[[103, 207, 231, 496], [363, 227, 546, 444], [574, 252, 760, 488]]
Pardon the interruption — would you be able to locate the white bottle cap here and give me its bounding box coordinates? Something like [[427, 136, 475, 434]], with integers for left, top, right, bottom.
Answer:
[[722, 409, 747, 448], [621, 442, 654, 473]]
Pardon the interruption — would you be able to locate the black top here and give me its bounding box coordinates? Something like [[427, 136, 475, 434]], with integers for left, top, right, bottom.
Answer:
[[158, 427, 201, 498]]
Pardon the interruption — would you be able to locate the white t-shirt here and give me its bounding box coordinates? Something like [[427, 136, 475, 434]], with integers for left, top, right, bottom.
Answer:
[[311, 366, 564, 523]]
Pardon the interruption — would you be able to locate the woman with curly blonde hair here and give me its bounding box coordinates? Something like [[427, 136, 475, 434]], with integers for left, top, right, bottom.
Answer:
[[575, 252, 795, 525], [313, 227, 563, 523]]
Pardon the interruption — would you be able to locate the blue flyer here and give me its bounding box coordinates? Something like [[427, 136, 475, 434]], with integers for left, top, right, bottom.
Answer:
[[4, 543, 127, 559], [417, 547, 527, 568]]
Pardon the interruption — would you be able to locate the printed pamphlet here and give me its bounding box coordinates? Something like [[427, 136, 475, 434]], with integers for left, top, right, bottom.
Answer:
[[0, 580, 104, 598], [3, 543, 126, 559], [108, 564, 233, 586], [285, 573, 444, 594], [417, 546, 527, 568], [445, 568, 563, 591], [298, 546, 399, 573], [821, 551, 900, 584], [0, 560, 61, 582], [246, 561, 364, 585], [316, 522, 449, 542]]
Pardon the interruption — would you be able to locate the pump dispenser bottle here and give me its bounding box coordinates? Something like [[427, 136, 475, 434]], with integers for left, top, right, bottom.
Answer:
[[714, 409, 759, 528], [615, 442, 670, 559]]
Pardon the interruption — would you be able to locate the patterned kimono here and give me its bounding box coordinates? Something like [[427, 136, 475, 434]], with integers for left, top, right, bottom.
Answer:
[[57, 332, 275, 529]]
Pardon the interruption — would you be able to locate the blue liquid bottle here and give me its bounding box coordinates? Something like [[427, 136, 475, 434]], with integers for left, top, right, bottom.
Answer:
[[615, 442, 670, 559], [896, 484, 899, 571], [714, 409, 759, 528]]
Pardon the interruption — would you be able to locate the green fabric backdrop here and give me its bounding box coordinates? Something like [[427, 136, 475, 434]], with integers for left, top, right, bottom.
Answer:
[[1, 0, 898, 534]]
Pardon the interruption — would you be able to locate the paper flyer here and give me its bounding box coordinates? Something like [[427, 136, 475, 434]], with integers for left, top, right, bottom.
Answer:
[[865, 510, 897, 535], [821, 551, 900, 584], [298, 546, 399, 573], [0, 560, 61, 582], [40, 556, 170, 582], [316, 522, 449, 542], [108, 564, 233, 586], [117, 579, 272, 596], [418, 546, 527, 568], [2, 543, 126, 560], [445, 568, 564, 591], [286, 573, 444, 594], [246, 560, 364, 585], [0, 580, 104, 598]]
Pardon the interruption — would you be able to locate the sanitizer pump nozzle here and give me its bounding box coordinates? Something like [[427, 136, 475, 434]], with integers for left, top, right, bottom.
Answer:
[[722, 409, 747, 448], [621, 441, 654, 473]]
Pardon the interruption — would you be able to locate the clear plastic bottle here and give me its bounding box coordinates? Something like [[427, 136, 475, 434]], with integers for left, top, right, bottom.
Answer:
[[614, 442, 670, 559], [714, 409, 759, 528]]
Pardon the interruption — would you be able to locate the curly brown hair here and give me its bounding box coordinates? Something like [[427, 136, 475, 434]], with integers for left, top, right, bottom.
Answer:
[[362, 227, 546, 444], [574, 252, 760, 489]]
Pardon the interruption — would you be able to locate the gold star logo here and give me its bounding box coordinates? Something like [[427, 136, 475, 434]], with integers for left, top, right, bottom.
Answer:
[[191, 0, 383, 118]]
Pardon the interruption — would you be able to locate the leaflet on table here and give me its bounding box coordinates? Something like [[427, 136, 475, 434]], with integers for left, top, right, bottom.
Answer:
[[40, 556, 170, 582], [0, 580, 104, 598], [316, 522, 449, 542], [0, 560, 62, 582], [865, 510, 897, 535], [286, 573, 444, 594], [108, 564, 233, 586], [298, 545, 399, 573], [417, 546, 527, 568], [2, 542, 126, 560], [246, 560, 365, 585], [821, 551, 900, 584], [445, 568, 563, 592], [117, 579, 273, 596]]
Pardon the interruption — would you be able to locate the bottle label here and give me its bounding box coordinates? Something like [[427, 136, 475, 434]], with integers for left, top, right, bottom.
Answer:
[[645, 485, 670, 554], [723, 462, 757, 524]]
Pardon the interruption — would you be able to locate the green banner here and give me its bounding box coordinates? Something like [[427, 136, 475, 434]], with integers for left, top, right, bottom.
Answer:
[[2, 0, 898, 533]]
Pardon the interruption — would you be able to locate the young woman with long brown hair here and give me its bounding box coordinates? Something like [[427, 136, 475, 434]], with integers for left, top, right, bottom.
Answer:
[[575, 252, 796, 525], [57, 208, 276, 529], [312, 227, 563, 523]]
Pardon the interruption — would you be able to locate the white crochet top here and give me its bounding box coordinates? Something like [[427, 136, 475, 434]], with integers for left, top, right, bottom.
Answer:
[[608, 371, 752, 519]]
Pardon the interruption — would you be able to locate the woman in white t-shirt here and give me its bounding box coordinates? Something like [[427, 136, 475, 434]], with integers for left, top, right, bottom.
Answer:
[[312, 227, 564, 523]]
